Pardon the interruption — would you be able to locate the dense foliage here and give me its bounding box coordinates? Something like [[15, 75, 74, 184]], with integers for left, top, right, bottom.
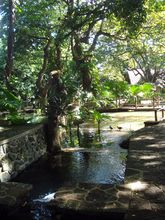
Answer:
[[0, 0, 164, 126]]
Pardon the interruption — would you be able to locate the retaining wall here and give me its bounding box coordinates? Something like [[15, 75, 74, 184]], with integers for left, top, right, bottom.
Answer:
[[0, 124, 47, 182]]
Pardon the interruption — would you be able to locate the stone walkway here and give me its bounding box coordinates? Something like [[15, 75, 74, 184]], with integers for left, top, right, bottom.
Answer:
[[124, 121, 165, 219], [0, 182, 32, 217], [50, 122, 165, 219]]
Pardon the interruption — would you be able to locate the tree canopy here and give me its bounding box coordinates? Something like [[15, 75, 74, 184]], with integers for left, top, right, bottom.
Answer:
[[0, 0, 164, 115]]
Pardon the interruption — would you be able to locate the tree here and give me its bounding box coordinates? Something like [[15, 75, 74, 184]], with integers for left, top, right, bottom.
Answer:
[[128, 83, 155, 108], [126, 1, 165, 84], [0, 0, 148, 155], [62, 0, 146, 91], [95, 1, 165, 85], [104, 80, 129, 107]]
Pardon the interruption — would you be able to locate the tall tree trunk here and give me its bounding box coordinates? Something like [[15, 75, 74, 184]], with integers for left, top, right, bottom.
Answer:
[[47, 71, 65, 156], [47, 43, 67, 156], [36, 39, 51, 111], [71, 34, 92, 91], [4, 0, 15, 86], [46, 115, 61, 155]]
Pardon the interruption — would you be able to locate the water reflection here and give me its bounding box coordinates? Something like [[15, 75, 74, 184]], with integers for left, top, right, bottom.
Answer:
[[66, 150, 126, 184]]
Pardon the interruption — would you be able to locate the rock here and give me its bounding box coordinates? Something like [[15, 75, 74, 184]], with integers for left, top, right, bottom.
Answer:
[[1, 157, 14, 172], [8, 152, 17, 160], [8, 144, 19, 153], [14, 160, 24, 171], [1, 144, 8, 154], [0, 171, 11, 182], [28, 135, 36, 143], [120, 139, 130, 149]]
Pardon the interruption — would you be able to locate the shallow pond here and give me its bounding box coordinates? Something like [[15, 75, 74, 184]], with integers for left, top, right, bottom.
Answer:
[[11, 111, 155, 219]]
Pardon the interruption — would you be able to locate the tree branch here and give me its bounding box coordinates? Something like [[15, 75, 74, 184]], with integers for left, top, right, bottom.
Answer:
[[88, 20, 104, 52], [99, 31, 128, 41]]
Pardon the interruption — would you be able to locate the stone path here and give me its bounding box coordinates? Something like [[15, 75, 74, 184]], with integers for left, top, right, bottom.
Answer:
[[0, 182, 32, 217], [50, 122, 165, 219], [124, 121, 165, 219], [50, 183, 131, 214]]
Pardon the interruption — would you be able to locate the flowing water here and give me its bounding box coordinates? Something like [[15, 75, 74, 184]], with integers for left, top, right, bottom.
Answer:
[[11, 111, 155, 219]]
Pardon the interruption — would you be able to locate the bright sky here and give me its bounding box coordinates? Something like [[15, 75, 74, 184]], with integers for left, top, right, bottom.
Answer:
[[128, 70, 141, 85]]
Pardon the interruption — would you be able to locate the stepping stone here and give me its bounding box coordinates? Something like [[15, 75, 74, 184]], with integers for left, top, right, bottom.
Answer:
[[50, 182, 131, 214]]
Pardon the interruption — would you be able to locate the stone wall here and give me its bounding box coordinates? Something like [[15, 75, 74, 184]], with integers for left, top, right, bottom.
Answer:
[[0, 124, 47, 182]]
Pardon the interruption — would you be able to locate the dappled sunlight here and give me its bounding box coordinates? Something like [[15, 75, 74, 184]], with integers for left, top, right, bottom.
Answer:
[[125, 181, 148, 191], [145, 144, 158, 148], [139, 155, 159, 160], [134, 135, 155, 141], [145, 136, 155, 140], [0, 0, 164, 217], [102, 111, 155, 131], [145, 161, 161, 166], [56, 192, 84, 202], [0, 126, 6, 132], [62, 147, 86, 152]]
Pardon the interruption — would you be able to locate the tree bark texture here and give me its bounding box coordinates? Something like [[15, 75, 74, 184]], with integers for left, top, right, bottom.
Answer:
[[46, 43, 67, 155]]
